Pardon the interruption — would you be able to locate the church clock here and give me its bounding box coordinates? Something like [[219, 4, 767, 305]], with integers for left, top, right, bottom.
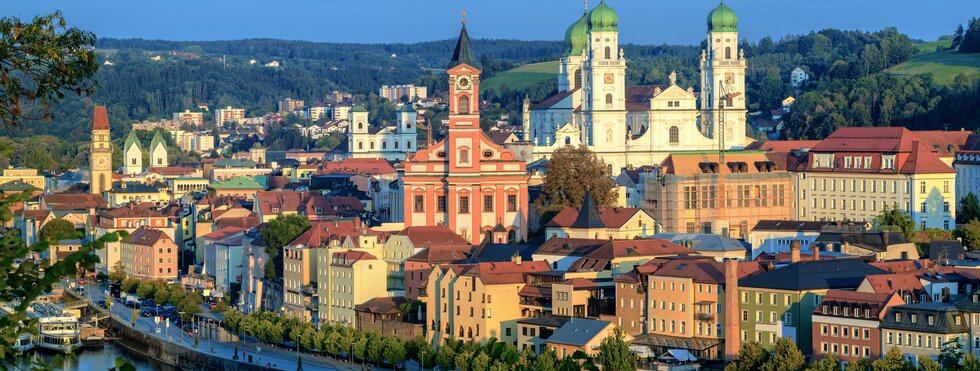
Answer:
[[456, 76, 471, 90]]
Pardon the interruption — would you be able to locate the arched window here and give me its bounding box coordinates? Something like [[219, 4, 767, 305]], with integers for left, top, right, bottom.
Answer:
[[460, 149, 469, 163], [669, 126, 680, 144], [357, 122, 364, 130], [484, 231, 492, 243], [382, 141, 387, 149], [604, 46, 611, 59], [565, 136, 571, 145], [369, 142, 375, 150], [574, 69, 582, 89], [394, 141, 399, 149], [605, 93, 613, 108], [725, 47, 732, 60], [458, 95, 470, 114], [507, 229, 517, 243], [407, 141, 412, 149], [357, 141, 363, 150]]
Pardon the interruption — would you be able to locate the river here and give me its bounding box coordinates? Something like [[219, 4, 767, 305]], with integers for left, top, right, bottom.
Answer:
[[20, 343, 174, 371]]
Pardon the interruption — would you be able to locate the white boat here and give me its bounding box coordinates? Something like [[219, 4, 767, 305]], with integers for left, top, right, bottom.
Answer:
[[13, 333, 34, 352], [36, 316, 81, 353]]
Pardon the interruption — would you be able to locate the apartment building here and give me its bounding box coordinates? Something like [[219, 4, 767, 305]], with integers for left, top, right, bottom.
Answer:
[[215, 106, 245, 125], [811, 290, 904, 362], [120, 226, 178, 280], [172, 110, 204, 125]]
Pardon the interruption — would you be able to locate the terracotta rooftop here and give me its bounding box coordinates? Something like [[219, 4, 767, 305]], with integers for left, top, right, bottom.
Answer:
[[201, 226, 245, 240], [408, 245, 473, 264], [331, 250, 378, 266], [42, 194, 107, 210], [125, 227, 173, 246], [647, 259, 766, 284], [92, 106, 109, 130], [287, 219, 372, 249], [319, 158, 395, 176], [395, 226, 471, 248], [534, 237, 609, 257], [813, 289, 900, 319], [860, 272, 925, 294], [102, 203, 166, 219], [660, 151, 786, 176], [458, 260, 551, 285], [354, 296, 407, 314]]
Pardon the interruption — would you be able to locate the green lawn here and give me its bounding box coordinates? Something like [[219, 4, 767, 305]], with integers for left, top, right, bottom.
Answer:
[[887, 51, 980, 85], [482, 61, 558, 93], [914, 39, 953, 54]]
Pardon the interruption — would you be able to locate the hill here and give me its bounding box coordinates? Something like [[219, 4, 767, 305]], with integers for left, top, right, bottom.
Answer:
[[887, 51, 980, 85], [482, 61, 558, 94]]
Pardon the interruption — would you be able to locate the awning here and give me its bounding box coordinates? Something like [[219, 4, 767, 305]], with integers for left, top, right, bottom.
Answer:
[[629, 345, 654, 358], [662, 349, 697, 362]]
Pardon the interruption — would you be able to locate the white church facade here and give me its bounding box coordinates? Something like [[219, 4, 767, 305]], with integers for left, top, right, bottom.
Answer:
[[346, 105, 419, 161], [521, 1, 748, 172]]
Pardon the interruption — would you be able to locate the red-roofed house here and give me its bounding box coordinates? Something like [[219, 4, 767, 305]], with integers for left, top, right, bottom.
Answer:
[[792, 127, 956, 229], [545, 191, 656, 240], [120, 226, 178, 280], [95, 203, 175, 275], [811, 290, 904, 362], [254, 190, 364, 222]]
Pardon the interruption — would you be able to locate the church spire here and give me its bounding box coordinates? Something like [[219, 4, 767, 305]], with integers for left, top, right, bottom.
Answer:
[[447, 10, 479, 69]]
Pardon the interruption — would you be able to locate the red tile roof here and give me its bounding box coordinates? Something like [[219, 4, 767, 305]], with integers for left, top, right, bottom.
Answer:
[[125, 227, 173, 246], [331, 250, 378, 266], [568, 239, 694, 272], [318, 158, 395, 176], [862, 273, 925, 294], [802, 127, 954, 174], [813, 289, 900, 319], [255, 191, 363, 219], [563, 277, 600, 290], [215, 214, 260, 230], [395, 226, 471, 248], [408, 245, 473, 264], [42, 194, 107, 210], [532, 89, 578, 110], [870, 260, 934, 273], [647, 259, 765, 284], [912, 130, 970, 157], [535, 237, 608, 257], [286, 219, 372, 249], [101, 203, 166, 219], [625, 85, 669, 112], [744, 140, 820, 152], [148, 166, 198, 176], [546, 206, 643, 228], [202, 226, 245, 240], [93, 106, 109, 130], [457, 260, 551, 285]]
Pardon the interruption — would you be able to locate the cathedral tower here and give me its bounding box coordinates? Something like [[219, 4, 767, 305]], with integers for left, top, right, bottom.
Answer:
[[584, 0, 627, 150], [150, 130, 168, 167], [90, 106, 112, 194], [700, 1, 747, 148], [123, 130, 143, 175]]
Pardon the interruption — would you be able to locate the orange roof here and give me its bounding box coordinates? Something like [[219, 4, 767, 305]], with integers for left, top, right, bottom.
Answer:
[[287, 219, 372, 249], [660, 151, 785, 176], [648, 259, 766, 284], [102, 203, 166, 219], [202, 226, 245, 240], [331, 250, 378, 266], [862, 273, 925, 294], [395, 226, 470, 248], [744, 140, 820, 152], [319, 158, 395, 176], [546, 206, 642, 229], [93, 106, 109, 130], [125, 227, 173, 246], [458, 260, 551, 285], [909, 130, 970, 157], [870, 260, 934, 273]]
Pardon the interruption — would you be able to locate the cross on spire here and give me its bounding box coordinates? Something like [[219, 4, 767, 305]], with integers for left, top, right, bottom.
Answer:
[[584, 0, 589, 13], [460, 9, 467, 25]]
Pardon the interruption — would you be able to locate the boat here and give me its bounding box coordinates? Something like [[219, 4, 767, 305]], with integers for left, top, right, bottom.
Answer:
[[80, 324, 105, 349], [13, 333, 34, 352], [36, 316, 81, 353]]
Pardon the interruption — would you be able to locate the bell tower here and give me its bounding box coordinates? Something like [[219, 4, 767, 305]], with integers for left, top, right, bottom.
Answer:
[[701, 1, 747, 148], [90, 106, 112, 194], [584, 0, 626, 153]]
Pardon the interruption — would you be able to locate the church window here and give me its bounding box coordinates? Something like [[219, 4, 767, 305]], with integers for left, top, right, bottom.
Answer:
[[574, 69, 582, 89], [407, 141, 412, 149], [605, 94, 613, 108], [565, 136, 571, 145], [484, 195, 493, 212], [394, 141, 399, 149], [357, 122, 363, 130], [483, 150, 493, 158], [507, 195, 518, 212], [413, 195, 424, 213], [606, 129, 613, 143], [437, 196, 447, 212], [725, 47, 732, 60], [459, 196, 470, 214], [357, 141, 363, 150], [669, 126, 680, 144], [604, 46, 611, 59], [460, 149, 469, 163], [131, 158, 137, 165], [370, 142, 375, 150], [458, 95, 470, 114], [382, 141, 387, 150]]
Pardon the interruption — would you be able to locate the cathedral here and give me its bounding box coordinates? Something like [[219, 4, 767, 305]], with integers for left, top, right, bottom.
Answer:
[[346, 104, 418, 160], [522, 1, 748, 172], [123, 129, 168, 175]]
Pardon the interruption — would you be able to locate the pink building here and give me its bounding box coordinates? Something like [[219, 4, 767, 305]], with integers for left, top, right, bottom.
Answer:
[[121, 226, 179, 280]]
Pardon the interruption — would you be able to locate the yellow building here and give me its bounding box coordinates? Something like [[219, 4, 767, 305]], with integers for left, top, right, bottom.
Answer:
[[794, 127, 956, 230], [327, 250, 388, 326], [105, 182, 171, 207], [0, 167, 45, 190], [426, 258, 551, 345], [544, 192, 657, 240]]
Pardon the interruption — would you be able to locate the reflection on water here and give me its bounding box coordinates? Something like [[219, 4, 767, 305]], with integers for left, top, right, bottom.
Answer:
[[22, 343, 174, 371]]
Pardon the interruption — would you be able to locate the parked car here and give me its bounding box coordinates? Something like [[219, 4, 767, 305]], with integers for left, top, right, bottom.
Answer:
[[78, 279, 86, 285]]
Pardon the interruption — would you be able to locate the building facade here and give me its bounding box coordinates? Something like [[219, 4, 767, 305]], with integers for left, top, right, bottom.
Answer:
[[90, 106, 113, 195], [215, 106, 246, 125], [347, 105, 418, 160]]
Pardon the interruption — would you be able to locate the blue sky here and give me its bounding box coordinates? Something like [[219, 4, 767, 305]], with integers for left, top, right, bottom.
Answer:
[[7, 0, 977, 45]]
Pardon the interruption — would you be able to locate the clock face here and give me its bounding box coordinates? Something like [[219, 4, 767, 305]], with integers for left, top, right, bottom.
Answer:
[[96, 157, 107, 168], [604, 73, 614, 84], [456, 76, 471, 90], [725, 72, 735, 84]]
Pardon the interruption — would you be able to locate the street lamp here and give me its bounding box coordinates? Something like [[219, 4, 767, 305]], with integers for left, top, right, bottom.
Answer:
[[419, 349, 425, 371]]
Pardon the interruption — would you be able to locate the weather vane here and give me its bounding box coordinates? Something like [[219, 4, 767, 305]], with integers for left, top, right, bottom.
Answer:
[[461, 9, 467, 25]]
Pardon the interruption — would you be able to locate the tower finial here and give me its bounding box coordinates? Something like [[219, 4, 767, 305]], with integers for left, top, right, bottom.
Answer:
[[584, 0, 589, 13], [461, 9, 467, 25]]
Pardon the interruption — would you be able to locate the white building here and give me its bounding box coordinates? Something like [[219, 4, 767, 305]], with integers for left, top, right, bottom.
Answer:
[[379, 84, 428, 102], [790, 67, 810, 88], [215, 106, 245, 125], [521, 1, 748, 172], [346, 105, 418, 160]]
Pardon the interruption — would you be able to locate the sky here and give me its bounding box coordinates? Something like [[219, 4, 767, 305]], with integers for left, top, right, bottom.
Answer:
[[6, 0, 978, 45]]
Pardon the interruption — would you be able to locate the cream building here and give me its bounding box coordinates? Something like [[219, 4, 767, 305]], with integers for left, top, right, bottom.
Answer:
[[0, 167, 46, 190], [215, 106, 246, 125], [347, 105, 418, 160], [794, 127, 956, 230], [522, 1, 747, 172]]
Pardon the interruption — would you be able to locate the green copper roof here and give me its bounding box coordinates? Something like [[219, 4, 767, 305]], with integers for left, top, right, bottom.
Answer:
[[588, 0, 618, 33], [0, 180, 40, 192], [209, 176, 267, 190], [150, 130, 166, 151], [397, 105, 416, 113], [707, 1, 738, 32], [124, 130, 142, 151], [447, 23, 480, 69], [351, 105, 368, 113], [564, 12, 589, 56]]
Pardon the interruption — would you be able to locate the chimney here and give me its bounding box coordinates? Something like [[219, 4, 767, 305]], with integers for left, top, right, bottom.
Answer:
[[790, 240, 801, 263], [512, 253, 522, 266], [812, 243, 821, 260], [724, 259, 740, 361]]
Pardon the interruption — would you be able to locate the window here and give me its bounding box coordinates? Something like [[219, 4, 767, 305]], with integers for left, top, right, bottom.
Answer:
[[413, 195, 424, 213], [460, 149, 469, 164], [507, 195, 517, 212], [725, 46, 732, 60], [669, 126, 679, 144], [483, 195, 493, 212], [605, 94, 613, 108], [921, 181, 927, 194], [604, 46, 611, 59], [437, 195, 447, 212], [459, 196, 469, 213], [944, 201, 950, 212], [458, 95, 470, 114], [370, 142, 375, 149]]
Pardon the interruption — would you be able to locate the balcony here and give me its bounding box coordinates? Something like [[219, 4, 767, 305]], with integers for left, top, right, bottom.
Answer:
[[696, 312, 715, 321]]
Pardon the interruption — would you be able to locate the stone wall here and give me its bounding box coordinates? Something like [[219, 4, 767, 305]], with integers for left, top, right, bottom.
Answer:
[[107, 316, 267, 371], [356, 312, 424, 340]]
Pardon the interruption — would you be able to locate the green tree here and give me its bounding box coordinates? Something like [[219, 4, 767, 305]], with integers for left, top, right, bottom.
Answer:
[[916, 355, 939, 371], [383, 336, 406, 367], [261, 214, 311, 280], [810, 354, 841, 371], [873, 347, 915, 371], [38, 218, 77, 242], [962, 352, 980, 371], [437, 343, 457, 371], [533, 348, 560, 371], [0, 11, 99, 130], [955, 220, 980, 250], [536, 145, 616, 215], [873, 204, 917, 241], [938, 338, 964, 369], [960, 192, 980, 224], [595, 327, 634, 371], [725, 342, 769, 371], [763, 337, 805, 371], [109, 260, 127, 283], [846, 358, 873, 371], [472, 351, 491, 371]]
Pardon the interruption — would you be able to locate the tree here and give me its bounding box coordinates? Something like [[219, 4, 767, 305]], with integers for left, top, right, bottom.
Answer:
[[845, 357, 872, 371], [109, 260, 127, 283], [437, 343, 457, 371], [955, 220, 980, 250], [873, 347, 915, 371], [810, 355, 840, 371], [962, 353, 980, 371], [383, 336, 406, 367], [38, 218, 77, 242], [261, 214, 311, 280], [472, 351, 491, 371], [959, 192, 980, 224], [725, 342, 769, 371], [916, 355, 940, 371], [536, 145, 616, 215], [961, 18, 980, 53], [533, 348, 560, 371], [0, 11, 99, 130], [873, 204, 917, 242], [953, 24, 966, 50], [938, 338, 964, 369], [763, 338, 805, 371], [595, 327, 634, 371]]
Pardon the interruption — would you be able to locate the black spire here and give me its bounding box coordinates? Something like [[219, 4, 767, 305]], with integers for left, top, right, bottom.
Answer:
[[448, 14, 479, 69], [571, 191, 606, 229]]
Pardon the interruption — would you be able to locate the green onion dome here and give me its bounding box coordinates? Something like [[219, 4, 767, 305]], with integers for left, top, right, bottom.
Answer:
[[707, 1, 738, 32], [564, 13, 589, 56], [588, 0, 618, 33]]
